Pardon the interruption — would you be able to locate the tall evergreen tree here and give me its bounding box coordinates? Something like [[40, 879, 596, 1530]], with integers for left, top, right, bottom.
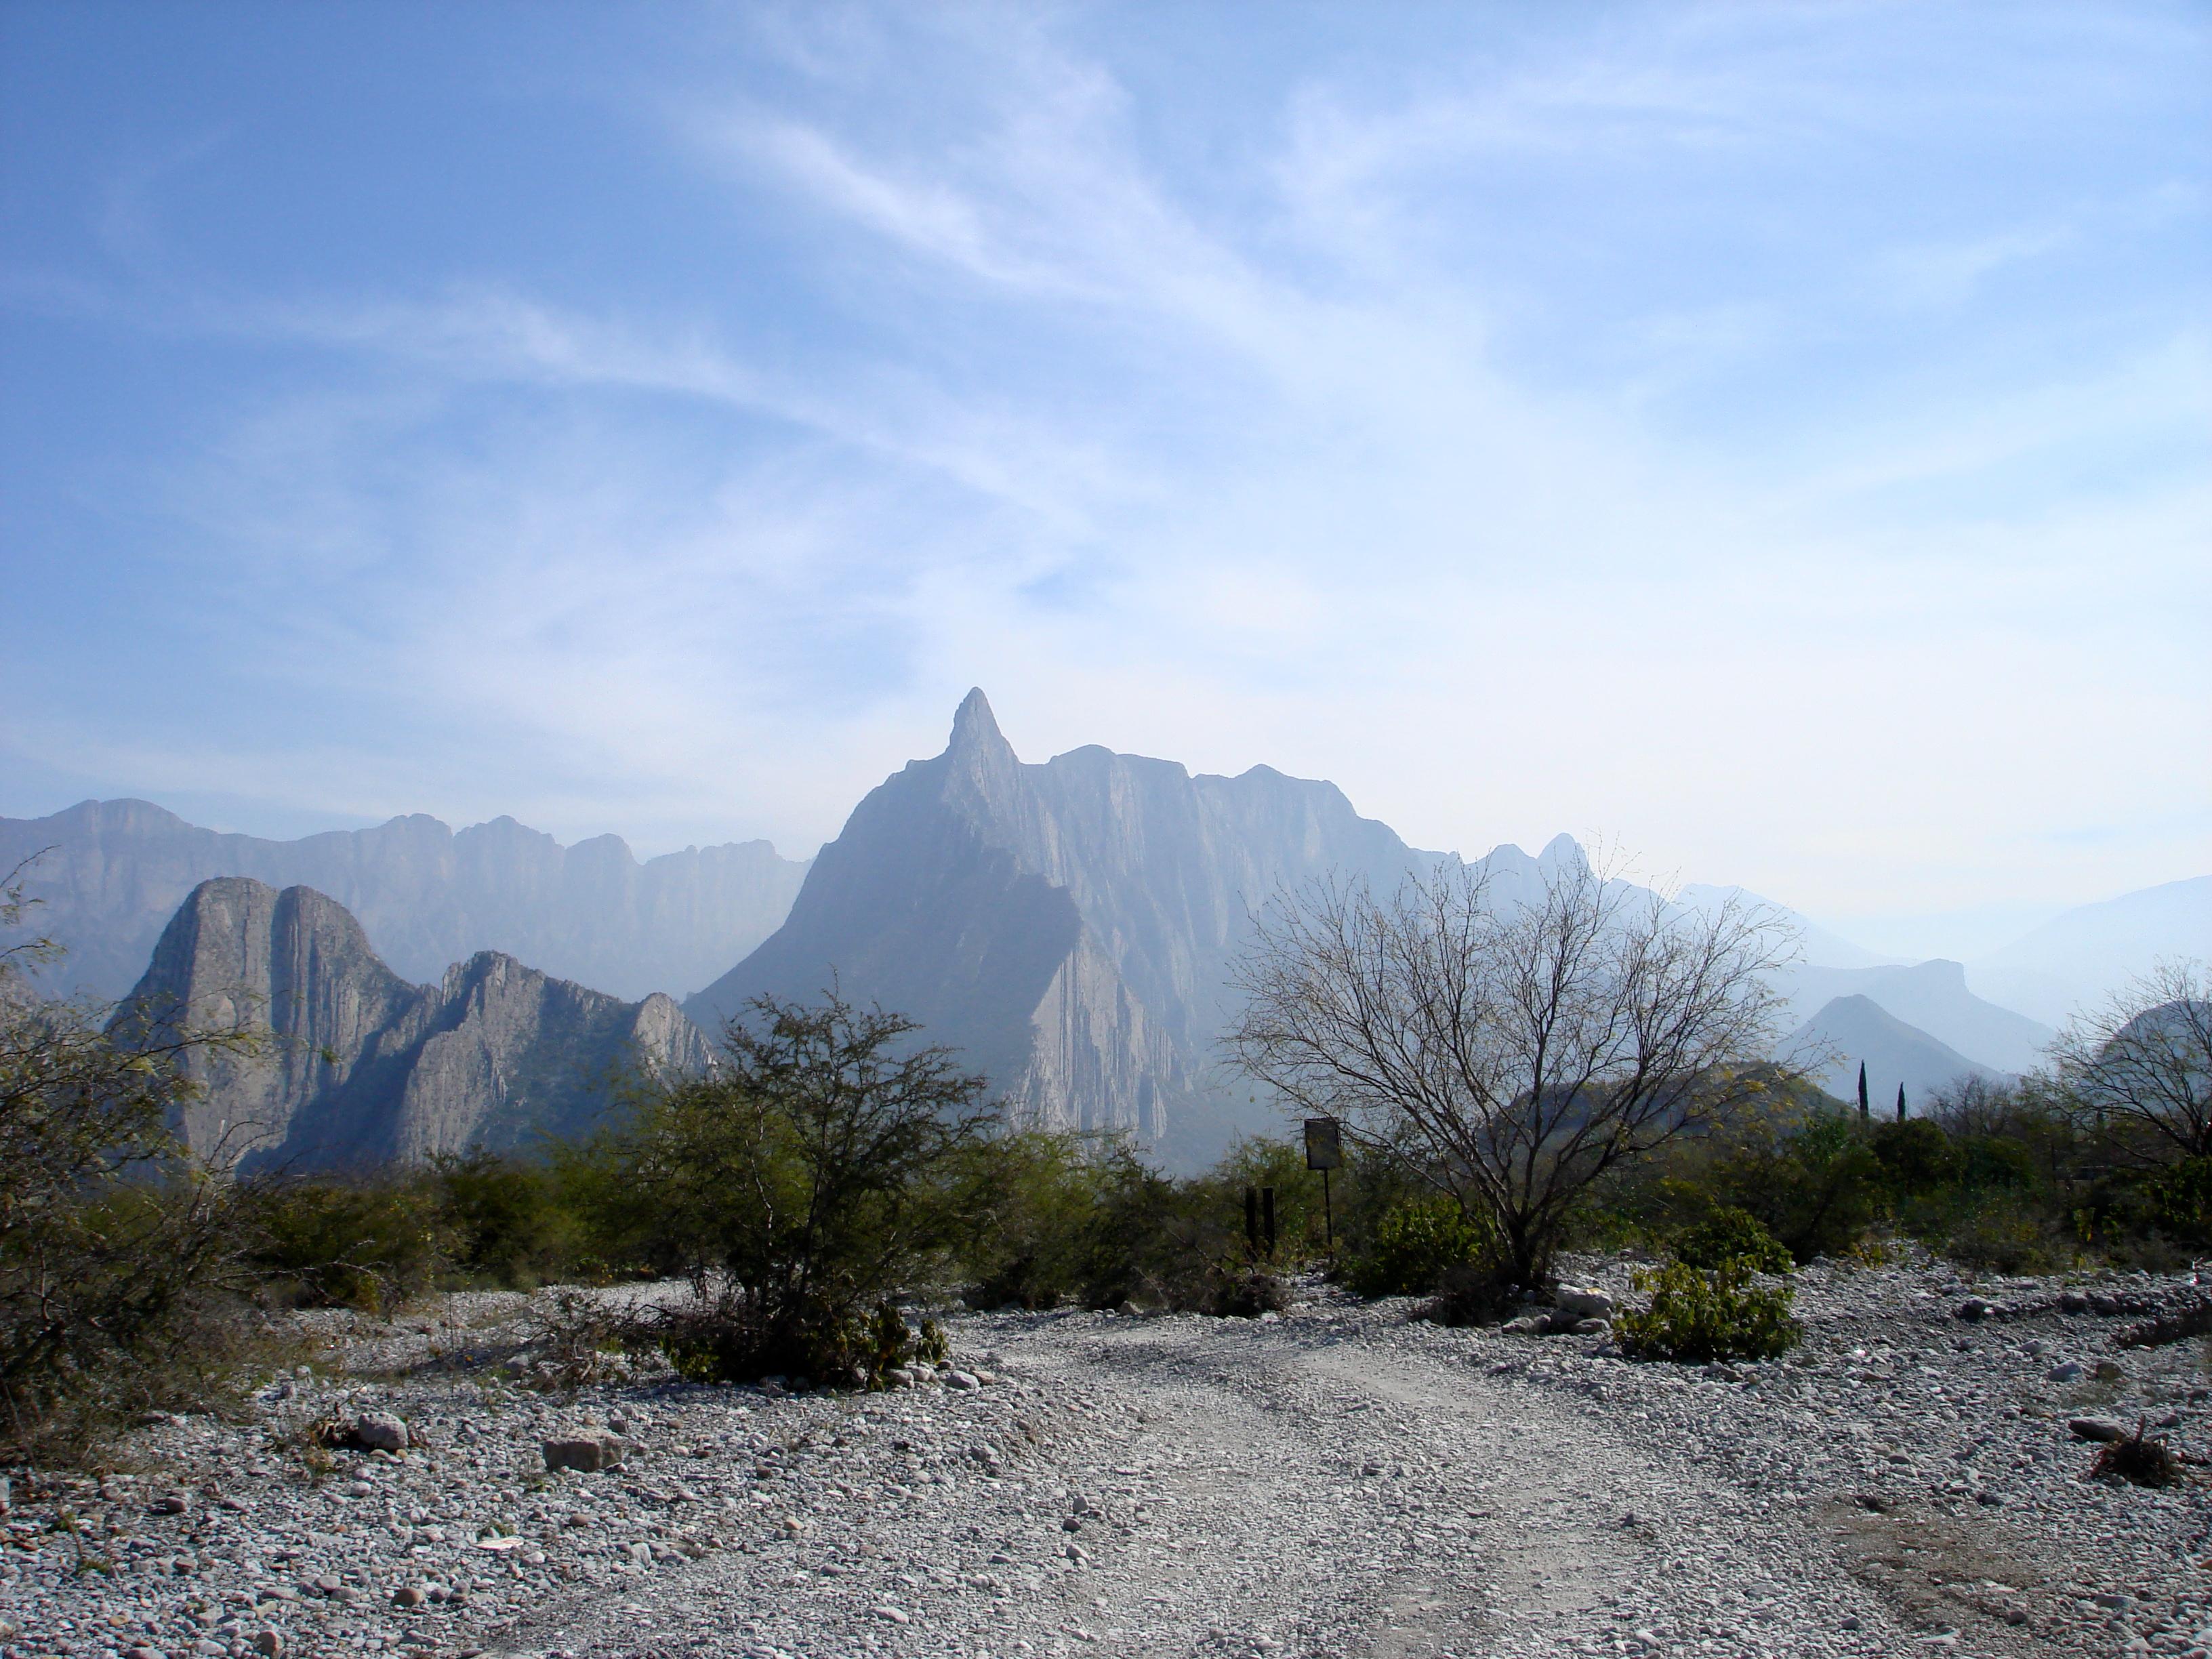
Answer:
[[1857, 1061, 1870, 1124], [1896, 1081, 1907, 1123]]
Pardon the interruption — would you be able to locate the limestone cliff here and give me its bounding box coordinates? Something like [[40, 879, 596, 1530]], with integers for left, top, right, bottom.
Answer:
[[0, 798, 808, 1002], [121, 877, 712, 1168], [686, 690, 1431, 1166]]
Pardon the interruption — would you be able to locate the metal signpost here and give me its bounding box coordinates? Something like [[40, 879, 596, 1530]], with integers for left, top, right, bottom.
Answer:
[[1303, 1117, 1343, 1251]]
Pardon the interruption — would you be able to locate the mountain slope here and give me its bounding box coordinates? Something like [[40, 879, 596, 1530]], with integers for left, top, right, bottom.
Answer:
[[1774, 958, 2054, 1074], [1969, 876, 2212, 1027], [0, 798, 809, 1001], [686, 690, 1431, 1166], [121, 877, 712, 1168], [1786, 994, 2004, 1111]]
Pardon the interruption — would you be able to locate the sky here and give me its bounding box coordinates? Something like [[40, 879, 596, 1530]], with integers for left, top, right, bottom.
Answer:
[[2, 1, 2207, 960]]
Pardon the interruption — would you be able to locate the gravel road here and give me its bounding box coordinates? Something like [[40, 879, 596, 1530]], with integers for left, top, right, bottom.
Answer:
[[482, 1297, 2076, 1659], [13, 1261, 2212, 1659]]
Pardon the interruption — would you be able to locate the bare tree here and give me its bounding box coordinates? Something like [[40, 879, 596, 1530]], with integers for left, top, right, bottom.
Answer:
[[1228, 854, 1797, 1294], [2051, 960, 2212, 1162]]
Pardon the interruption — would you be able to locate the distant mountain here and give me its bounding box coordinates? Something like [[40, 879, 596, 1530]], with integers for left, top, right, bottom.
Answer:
[[0, 798, 809, 1002], [1969, 876, 2211, 1027], [686, 690, 1435, 1168], [1677, 884, 1892, 970], [1774, 958, 2054, 1075], [119, 877, 712, 1170], [1785, 994, 2005, 1111]]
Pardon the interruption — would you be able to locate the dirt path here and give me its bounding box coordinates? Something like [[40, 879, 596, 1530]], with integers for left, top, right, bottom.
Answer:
[[486, 1311, 1938, 1659]]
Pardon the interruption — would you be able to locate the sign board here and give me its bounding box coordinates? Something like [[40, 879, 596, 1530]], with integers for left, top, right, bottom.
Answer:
[[1303, 1117, 1343, 1171]]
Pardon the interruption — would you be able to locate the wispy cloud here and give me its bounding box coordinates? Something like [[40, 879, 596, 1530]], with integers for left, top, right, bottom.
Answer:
[[1, 1, 2204, 933]]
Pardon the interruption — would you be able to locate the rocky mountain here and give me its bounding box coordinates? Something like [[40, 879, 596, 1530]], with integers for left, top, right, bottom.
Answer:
[[1969, 876, 2212, 1027], [686, 690, 1434, 1167], [1785, 993, 2005, 1112], [121, 877, 712, 1169], [0, 798, 809, 1002]]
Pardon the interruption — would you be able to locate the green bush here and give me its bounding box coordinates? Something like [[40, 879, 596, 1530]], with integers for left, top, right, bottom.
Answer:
[[1614, 1258, 1801, 1364], [427, 1151, 586, 1288], [244, 1176, 450, 1311], [1673, 1206, 1792, 1273], [1, 872, 272, 1460], [609, 991, 991, 1386], [1347, 1195, 1492, 1297]]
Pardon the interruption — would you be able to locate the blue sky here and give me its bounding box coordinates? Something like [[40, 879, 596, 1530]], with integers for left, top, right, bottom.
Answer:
[[3, 1, 2206, 954]]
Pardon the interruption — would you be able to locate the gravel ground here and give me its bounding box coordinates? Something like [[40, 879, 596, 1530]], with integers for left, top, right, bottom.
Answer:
[[8, 1256, 2212, 1659]]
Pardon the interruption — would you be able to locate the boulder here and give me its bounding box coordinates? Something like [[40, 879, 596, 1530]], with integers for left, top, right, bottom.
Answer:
[[1554, 1286, 1614, 1320], [354, 1412, 409, 1453], [541, 1433, 629, 1473]]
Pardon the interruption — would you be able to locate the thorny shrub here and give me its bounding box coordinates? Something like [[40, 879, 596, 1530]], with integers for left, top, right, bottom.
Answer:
[[1614, 1258, 1801, 1364]]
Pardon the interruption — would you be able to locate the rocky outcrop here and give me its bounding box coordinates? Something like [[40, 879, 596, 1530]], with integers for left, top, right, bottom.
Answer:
[[121, 877, 712, 1168], [0, 798, 809, 1002], [686, 690, 1433, 1166]]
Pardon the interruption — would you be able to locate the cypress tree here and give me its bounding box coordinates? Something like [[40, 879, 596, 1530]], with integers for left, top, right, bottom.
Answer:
[[1896, 1081, 1907, 1123], [1857, 1061, 1870, 1124]]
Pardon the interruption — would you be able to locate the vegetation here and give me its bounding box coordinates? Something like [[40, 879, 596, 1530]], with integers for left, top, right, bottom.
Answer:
[[0, 861, 265, 1461], [1614, 1258, 1801, 1363], [1229, 857, 1795, 1307], [9, 837, 2209, 1458]]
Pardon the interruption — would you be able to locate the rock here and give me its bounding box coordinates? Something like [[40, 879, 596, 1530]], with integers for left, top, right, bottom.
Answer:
[[253, 1633, 284, 1657], [871, 1606, 911, 1624], [153, 1493, 190, 1515], [393, 1584, 427, 1607], [354, 1410, 409, 1452], [2068, 1417, 2129, 1443], [946, 1370, 981, 1391], [1570, 1317, 1612, 1335], [1954, 1298, 1999, 1321], [2047, 1361, 2086, 1382], [1555, 1286, 1615, 1319], [542, 1433, 628, 1473], [2060, 1290, 2090, 1313], [1502, 1313, 1548, 1335], [120, 877, 718, 1166]]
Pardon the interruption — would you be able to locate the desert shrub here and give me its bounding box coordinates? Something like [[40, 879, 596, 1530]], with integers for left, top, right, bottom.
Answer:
[[607, 991, 991, 1386], [1347, 1195, 1493, 1297], [428, 1150, 585, 1288], [1868, 1118, 1961, 1197], [243, 1175, 450, 1311], [2090, 1422, 2184, 1488], [1711, 1109, 1884, 1263], [1614, 1258, 1801, 1364], [1938, 1193, 2070, 1275], [1673, 1206, 1792, 1274], [0, 865, 270, 1460], [2143, 1155, 2212, 1246], [947, 1130, 1104, 1309]]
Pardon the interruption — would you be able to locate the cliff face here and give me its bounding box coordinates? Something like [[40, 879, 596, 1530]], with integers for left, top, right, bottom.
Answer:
[[0, 799, 809, 1002], [686, 691, 1431, 1166], [122, 877, 712, 1169]]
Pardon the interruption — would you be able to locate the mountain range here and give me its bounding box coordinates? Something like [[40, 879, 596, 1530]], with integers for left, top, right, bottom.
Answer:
[[0, 798, 808, 1001], [12, 691, 2200, 1168]]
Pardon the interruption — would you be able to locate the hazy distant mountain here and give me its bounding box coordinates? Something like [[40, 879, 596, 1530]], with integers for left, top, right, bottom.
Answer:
[[0, 798, 809, 1002], [1774, 958, 2054, 1075], [1677, 883, 1892, 970], [1968, 876, 2211, 1027], [687, 689, 1436, 1167], [120, 877, 712, 1169], [1786, 994, 2005, 1111]]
